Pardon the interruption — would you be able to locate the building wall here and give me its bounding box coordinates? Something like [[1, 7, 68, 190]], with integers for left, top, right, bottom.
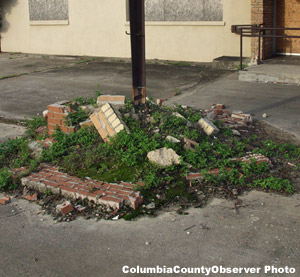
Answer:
[[276, 0, 300, 54], [251, 0, 274, 61], [0, 0, 251, 62]]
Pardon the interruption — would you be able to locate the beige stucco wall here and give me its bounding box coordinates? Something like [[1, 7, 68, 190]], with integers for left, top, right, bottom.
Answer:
[[1, 0, 251, 62]]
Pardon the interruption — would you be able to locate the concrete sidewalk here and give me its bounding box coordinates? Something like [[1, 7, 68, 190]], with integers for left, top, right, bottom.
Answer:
[[166, 72, 300, 140], [0, 53, 226, 120]]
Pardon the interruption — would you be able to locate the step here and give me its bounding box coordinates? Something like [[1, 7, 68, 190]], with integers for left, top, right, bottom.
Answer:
[[239, 64, 300, 85]]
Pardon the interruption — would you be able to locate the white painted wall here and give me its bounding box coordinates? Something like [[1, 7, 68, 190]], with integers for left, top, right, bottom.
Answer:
[[1, 0, 251, 62]]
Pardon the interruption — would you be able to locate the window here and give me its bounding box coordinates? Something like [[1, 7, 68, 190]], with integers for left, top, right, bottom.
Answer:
[[145, 0, 223, 22], [29, 0, 69, 24]]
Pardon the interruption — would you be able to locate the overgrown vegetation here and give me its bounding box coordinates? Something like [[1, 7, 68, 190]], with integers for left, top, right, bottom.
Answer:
[[0, 93, 299, 219]]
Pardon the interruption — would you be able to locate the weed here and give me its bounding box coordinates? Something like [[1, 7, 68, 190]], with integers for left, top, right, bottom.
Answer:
[[0, 168, 14, 191], [44, 189, 52, 197], [251, 177, 294, 194], [174, 89, 181, 96], [25, 116, 47, 138]]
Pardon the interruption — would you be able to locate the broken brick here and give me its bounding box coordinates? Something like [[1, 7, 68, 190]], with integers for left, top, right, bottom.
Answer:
[[156, 98, 165, 107], [24, 193, 38, 202], [56, 201, 74, 215], [184, 137, 199, 152], [213, 109, 223, 116], [0, 197, 11, 206], [216, 104, 225, 110]]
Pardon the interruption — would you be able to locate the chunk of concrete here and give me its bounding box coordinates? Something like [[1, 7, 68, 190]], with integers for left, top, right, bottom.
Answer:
[[166, 135, 180, 143], [147, 147, 181, 167]]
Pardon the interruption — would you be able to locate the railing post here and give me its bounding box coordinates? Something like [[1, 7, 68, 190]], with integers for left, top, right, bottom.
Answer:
[[240, 28, 243, 70], [258, 27, 261, 64]]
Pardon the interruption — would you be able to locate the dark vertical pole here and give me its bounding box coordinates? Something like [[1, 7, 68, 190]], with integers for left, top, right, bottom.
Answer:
[[129, 0, 146, 106], [240, 29, 243, 70], [258, 28, 261, 64]]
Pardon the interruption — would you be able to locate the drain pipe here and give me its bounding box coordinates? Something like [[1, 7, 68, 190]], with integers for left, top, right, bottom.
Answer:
[[273, 0, 277, 55]]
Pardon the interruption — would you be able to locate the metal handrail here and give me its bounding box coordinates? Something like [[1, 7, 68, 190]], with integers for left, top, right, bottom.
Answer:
[[231, 24, 300, 70]]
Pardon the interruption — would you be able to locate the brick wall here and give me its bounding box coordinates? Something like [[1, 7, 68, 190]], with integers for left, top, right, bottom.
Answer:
[[251, 0, 274, 61], [276, 0, 300, 54], [47, 101, 77, 135]]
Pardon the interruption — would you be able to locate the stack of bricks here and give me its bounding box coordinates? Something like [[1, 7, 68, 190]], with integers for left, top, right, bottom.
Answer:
[[20, 165, 144, 210], [90, 103, 127, 142], [205, 104, 253, 129], [46, 101, 77, 135]]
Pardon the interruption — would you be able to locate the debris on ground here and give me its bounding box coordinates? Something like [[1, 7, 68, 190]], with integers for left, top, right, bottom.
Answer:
[[90, 103, 128, 142], [56, 201, 74, 215], [1, 94, 299, 222], [0, 196, 11, 205], [20, 165, 144, 210], [147, 147, 181, 167], [23, 193, 38, 202]]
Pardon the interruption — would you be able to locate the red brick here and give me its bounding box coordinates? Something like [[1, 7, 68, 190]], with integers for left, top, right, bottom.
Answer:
[[24, 193, 38, 202], [60, 186, 78, 198], [98, 196, 123, 209], [35, 126, 47, 135], [120, 182, 135, 189], [48, 124, 57, 131], [186, 173, 203, 180], [136, 182, 146, 187], [216, 104, 225, 110], [56, 201, 74, 214], [128, 192, 143, 210], [47, 118, 64, 126], [0, 197, 10, 205], [214, 109, 223, 116], [46, 111, 55, 119], [52, 113, 67, 120], [47, 105, 65, 113]]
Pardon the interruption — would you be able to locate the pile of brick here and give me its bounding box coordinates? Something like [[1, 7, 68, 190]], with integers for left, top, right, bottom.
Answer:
[[45, 100, 77, 135], [44, 95, 128, 142], [20, 165, 144, 209], [186, 153, 271, 182], [204, 104, 253, 129]]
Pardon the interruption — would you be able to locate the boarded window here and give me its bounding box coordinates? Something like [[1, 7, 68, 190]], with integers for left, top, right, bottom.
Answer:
[[145, 0, 223, 21], [29, 0, 69, 21]]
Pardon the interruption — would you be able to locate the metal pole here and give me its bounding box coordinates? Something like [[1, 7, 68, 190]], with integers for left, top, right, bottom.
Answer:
[[129, 0, 146, 106], [258, 28, 261, 64], [240, 29, 243, 70]]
